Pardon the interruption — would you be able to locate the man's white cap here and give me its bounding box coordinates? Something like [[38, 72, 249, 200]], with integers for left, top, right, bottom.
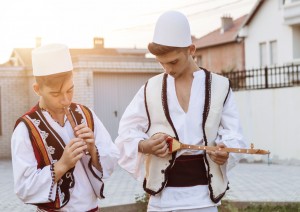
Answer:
[[32, 43, 73, 76], [152, 11, 192, 47]]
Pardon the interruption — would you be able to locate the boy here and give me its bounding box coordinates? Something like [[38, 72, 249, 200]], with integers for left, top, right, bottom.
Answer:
[[11, 44, 119, 211]]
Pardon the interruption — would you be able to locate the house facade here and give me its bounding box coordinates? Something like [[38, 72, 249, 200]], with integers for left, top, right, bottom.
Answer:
[[193, 15, 247, 73], [239, 0, 300, 69]]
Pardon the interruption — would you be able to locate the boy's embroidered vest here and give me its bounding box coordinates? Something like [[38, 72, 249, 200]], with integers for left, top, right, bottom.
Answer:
[[14, 103, 94, 210], [143, 70, 230, 203]]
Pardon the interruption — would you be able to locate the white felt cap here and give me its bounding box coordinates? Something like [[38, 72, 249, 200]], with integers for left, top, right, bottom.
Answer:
[[32, 43, 73, 76], [152, 11, 192, 47]]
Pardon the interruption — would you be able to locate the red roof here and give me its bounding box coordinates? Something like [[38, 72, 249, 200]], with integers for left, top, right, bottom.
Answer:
[[194, 15, 248, 49]]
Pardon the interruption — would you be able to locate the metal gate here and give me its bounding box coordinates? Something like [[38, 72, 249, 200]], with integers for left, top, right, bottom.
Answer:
[[93, 72, 157, 140]]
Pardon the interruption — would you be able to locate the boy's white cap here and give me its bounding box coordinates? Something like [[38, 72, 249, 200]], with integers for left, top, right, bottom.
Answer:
[[152, 11, 192, 47], [32, 43, 73, 76]]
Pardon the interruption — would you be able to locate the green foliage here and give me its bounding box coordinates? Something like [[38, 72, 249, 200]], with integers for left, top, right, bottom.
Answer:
[[135, 195, 300, 212], [135, 193, 149, 212], [219, 201, 300, 212]]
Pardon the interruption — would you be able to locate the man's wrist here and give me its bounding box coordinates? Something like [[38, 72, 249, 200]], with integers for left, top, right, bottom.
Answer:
[[138, 140, 146, 153]]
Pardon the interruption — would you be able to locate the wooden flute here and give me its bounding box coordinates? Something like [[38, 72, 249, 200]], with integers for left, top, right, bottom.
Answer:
[[64, 107, 89, 155]]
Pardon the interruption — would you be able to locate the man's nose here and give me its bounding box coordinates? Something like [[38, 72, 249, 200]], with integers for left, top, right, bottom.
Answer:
[[163, 65, 172, 74]]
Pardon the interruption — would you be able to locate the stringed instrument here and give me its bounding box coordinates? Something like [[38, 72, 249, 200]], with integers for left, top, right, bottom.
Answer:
[[166, 137, 270, 155]]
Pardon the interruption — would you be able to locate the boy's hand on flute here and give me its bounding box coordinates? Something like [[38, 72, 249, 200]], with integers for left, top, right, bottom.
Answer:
[[74, 123, 102, 171], [54, 138, 87, 182], [74, 123, 96, 155]]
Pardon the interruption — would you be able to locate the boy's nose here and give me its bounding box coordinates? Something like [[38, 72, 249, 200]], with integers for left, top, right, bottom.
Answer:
[[61, 94, 71, 106]]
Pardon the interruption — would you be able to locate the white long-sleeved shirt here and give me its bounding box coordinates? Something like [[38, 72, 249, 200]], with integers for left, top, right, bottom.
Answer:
[[11, 108, 120, 212], [115, 70, 247, 211]]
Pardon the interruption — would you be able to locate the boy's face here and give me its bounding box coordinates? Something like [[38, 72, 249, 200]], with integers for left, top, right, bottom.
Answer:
[[155, 46, 193, 79], [34, 76, 74, 114]]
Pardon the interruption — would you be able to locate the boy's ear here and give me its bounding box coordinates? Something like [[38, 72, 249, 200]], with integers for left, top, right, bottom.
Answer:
[[33, 83, 41, 96]]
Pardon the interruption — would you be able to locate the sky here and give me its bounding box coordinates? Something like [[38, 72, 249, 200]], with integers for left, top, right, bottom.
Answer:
[[0, 0, 258, 63]]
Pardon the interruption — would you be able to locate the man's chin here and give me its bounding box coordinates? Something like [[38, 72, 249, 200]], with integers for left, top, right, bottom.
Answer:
[[168, 72, 176, 77]]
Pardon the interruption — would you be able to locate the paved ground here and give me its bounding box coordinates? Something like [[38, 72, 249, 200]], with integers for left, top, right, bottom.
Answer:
[[1, 159, 300, 211]]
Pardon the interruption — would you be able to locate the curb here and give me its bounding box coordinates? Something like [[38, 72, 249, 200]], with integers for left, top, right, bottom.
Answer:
[[100, 201, 300, 212]]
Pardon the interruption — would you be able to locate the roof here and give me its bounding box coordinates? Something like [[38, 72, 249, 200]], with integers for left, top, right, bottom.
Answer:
[[194, 15, 248, 49], [7, 47, 149, 68], [13, 48, 33, 67], [243, 0, 265, 26], [74, 55, 162, 72]]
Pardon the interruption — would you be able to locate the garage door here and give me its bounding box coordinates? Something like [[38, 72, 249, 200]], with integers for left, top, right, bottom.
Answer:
[[93, 72, 157, 140]]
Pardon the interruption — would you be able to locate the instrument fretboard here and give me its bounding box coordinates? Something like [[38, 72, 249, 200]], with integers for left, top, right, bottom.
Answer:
[[180, 143, 269, 155]]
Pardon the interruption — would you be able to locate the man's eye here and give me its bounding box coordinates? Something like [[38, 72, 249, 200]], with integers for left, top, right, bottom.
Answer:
[[171, 61, 177, 64]]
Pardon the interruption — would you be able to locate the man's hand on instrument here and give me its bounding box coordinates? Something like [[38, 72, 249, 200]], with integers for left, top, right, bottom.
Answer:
[[139, 133, 169, 157], [74, 123, 96, 154], [206, 142, 229, 165]]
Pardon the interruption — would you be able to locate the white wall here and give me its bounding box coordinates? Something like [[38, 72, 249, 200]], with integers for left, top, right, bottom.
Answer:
[[245, 0, 293, 69], [234, 87, 300, 165]]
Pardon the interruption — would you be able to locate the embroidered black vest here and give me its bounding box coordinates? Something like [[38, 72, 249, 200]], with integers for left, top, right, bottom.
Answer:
[[14, 103, 94, 210]]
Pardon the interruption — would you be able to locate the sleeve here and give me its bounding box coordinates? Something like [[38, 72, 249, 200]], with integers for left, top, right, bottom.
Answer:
[[114, 86, 150, 181], [80, 109, 120, 198], [92, 109, 120, 179], [215, 89, 248, 173], [11, 122, 57, 204]]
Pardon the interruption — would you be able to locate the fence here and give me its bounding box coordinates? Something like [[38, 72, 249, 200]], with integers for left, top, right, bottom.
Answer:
[[222, 64, 300, 91]]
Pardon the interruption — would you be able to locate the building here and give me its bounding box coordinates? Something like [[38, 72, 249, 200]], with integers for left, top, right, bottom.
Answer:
[[193, 15, 247, 73], [239, 0, 300, 69], [0, 38, 161, 159]]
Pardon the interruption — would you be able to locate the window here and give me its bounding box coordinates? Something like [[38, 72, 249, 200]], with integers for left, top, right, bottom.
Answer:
[[292, 25, 300, 59], [259, 42, 267, 67], [270, 40, 278, 66]]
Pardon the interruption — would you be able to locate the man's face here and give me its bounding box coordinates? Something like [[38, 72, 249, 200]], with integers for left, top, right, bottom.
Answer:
[[156, 48, 190, 79], [36, 76, 74, 114]]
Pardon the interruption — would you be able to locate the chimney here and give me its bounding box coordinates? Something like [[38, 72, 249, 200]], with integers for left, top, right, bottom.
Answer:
[[93, 37, 104, 49], [221, 15, 233, 34], [36, 37, 42, 48]]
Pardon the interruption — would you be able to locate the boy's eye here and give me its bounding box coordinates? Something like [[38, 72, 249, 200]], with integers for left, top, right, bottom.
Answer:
[[51, 93, 60, 97], [170, 60, 177, 64]]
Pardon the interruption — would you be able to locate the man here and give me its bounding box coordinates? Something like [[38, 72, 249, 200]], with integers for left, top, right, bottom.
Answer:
[[115, 11, 247, 212], [11, 44, 119, 211]]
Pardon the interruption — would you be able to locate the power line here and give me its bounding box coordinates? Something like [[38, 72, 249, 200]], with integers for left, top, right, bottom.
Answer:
[[112, 0, 249, 32], [188, 0, 245, 17], [132, 0, 220, 18]]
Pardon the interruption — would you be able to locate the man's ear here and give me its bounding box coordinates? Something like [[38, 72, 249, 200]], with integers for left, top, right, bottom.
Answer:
[[189, 44, 196, 56], [33, 83, 41, 96]]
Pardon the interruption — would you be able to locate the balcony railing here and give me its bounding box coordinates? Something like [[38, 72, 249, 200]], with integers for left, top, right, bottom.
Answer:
[[222, 64, 300, 91]]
